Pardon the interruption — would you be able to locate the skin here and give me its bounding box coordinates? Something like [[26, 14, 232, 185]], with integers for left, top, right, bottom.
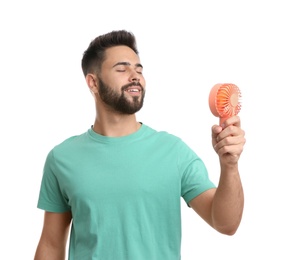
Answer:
[[34, 45, 246, 259], [87, 45, 145, 137], [190, 116, 245, 235], [34, 211, 72, 260]]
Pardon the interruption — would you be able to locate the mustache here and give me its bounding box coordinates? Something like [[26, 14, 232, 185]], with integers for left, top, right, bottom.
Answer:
[[121, 82, 144, 91]]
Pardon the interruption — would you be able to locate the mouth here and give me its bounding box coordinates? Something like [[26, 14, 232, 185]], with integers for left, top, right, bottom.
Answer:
[[124, 86, 142, 96]]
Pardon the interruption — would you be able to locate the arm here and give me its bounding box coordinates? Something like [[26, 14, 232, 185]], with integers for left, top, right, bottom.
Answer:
[[34, 211, 72, 260], [190, 115, 245, 235]]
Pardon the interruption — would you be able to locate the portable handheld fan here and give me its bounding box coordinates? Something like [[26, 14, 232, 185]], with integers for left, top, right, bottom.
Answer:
[[209, 83, 242, 125]]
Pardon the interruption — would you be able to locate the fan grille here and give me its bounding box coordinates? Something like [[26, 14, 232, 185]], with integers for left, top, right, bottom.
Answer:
[[216, 84, 242, 117]]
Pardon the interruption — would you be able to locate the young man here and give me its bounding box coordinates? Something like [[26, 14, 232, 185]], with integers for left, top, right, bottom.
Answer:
[[34, 30, 246, 260]]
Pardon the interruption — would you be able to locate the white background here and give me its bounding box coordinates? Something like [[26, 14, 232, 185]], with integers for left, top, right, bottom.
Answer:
[[1, 0, 282, 259]]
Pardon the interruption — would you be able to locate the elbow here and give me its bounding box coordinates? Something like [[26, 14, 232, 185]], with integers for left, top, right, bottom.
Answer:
[[211, 208, 244, 236], [218, 228, 237, 236], [215, 223, 240, 236]]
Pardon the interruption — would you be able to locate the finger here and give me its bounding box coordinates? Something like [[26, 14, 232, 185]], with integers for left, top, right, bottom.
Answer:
[[217, 143, 244, 158], [211, 125, 222, 147], [217, 125, 245, 143], [212, 124, 222, 138], [222, 115, 241, 128], [214, 135, 245, 155]]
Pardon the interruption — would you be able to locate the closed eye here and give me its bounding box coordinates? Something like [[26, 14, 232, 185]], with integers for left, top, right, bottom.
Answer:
[[113, 62, 143, 74], [136, 66, 143, 74]]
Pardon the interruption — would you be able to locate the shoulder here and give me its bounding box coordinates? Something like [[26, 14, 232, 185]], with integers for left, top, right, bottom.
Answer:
[[49, 131, 89, 156], [143, 124, 190, 149]]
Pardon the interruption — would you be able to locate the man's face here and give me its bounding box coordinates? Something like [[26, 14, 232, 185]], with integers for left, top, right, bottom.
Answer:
[[97, 46, 146, 114]]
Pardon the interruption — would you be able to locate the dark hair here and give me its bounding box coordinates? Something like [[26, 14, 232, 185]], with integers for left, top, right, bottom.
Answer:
[[81, 30, 139, 77]]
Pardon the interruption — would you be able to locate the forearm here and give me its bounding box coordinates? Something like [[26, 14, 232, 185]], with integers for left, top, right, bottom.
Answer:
[[211, 163, 244, 235]]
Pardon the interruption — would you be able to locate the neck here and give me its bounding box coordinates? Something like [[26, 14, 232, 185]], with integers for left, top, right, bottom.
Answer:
[[92, 114, 141, 137]]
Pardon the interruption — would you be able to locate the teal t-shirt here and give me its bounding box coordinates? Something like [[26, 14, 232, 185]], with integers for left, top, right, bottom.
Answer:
[[37, 124, 215, 260]]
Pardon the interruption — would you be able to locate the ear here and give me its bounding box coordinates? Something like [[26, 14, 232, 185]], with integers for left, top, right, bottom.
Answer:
[[86, 73, 99, 94]]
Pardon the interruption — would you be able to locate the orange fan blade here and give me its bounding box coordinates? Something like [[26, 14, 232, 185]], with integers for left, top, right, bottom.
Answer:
[[209, 83, 242, 125]]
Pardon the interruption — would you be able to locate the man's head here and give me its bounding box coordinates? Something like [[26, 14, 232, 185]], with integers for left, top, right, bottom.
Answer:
[[82, 30, 145, 115], [82, 30, 139, 77]]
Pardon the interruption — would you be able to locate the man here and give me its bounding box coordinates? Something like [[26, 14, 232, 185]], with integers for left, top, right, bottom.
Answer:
[[34, 30, 246, 260]]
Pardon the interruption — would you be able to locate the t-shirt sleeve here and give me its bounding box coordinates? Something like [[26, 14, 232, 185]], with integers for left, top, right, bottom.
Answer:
[[178, 140, 216, 205], [37, 150, 71, 212]]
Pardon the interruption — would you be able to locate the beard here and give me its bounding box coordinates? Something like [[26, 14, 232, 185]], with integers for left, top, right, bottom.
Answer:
[[97, 77, 145, 114]]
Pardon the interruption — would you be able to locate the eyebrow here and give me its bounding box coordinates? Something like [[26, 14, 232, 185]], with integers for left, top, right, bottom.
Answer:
[[112, 62, 143, 69]]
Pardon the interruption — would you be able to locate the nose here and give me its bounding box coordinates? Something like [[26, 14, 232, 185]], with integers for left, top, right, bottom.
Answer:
[[131, 77, 140, 82], [129, 70, 140, 82]]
